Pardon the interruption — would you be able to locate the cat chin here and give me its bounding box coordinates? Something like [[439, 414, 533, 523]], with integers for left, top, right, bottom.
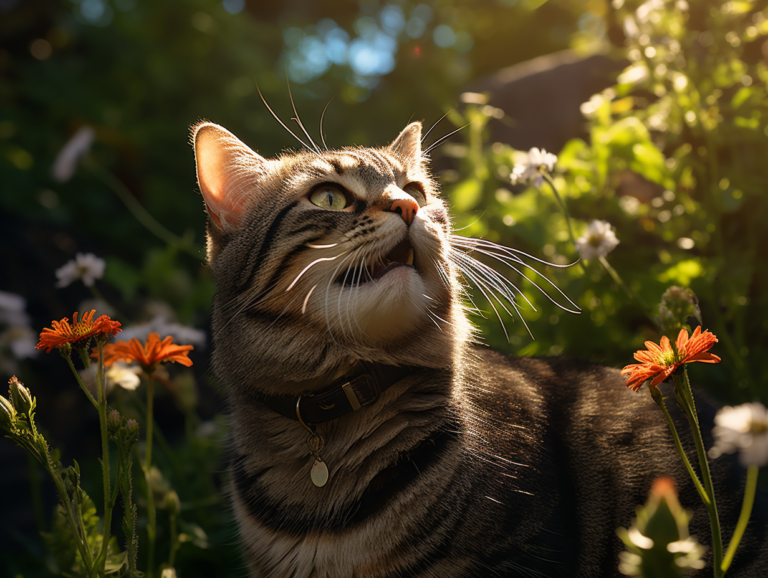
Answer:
[[342, 266, 430, 340]]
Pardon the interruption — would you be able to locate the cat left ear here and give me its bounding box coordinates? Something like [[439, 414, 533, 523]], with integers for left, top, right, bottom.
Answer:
[[388, 122, 422, 169], [193, 122, 266, 231]]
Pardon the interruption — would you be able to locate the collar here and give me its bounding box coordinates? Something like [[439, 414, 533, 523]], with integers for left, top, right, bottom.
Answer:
[[257, 362, 416, 425]]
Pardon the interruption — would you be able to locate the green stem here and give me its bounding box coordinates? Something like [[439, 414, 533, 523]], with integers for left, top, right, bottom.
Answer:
[[26, 452, 45, 534], [598, 255, 653, 320], [47, 462, 95, 575], [118, 444, 139, 577], [168, 509, 178, 568], [542, 173, 577, 246], [130, 392, 187, 492], [650, 387, 710, 505], [542, 173, 586, 274], [721, 466, 759, 573], [145, 375, 157, 578], [64, 354, 100, 411], [673, 369, 723, 577], [96, 343, 113, 574]]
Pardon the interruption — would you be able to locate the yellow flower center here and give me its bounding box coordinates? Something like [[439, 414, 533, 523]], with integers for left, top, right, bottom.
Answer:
[[657, 350, 677, 367], [71, 322, 94, 337]]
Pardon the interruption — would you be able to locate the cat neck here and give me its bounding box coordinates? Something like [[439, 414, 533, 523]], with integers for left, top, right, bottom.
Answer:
[[254, 361, 418, 425]]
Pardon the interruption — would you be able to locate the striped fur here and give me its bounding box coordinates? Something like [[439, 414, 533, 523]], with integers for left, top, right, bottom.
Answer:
[[193, 122, 768, 577]]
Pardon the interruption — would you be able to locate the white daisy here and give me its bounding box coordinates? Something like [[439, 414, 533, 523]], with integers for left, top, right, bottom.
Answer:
[[80, 361, 142, 397], [575, 220, 620, 260], [709, 402, 768, 467], [106, 362, 142, 391], [55, 252, 106, 288], [510, 147, 558, 188]]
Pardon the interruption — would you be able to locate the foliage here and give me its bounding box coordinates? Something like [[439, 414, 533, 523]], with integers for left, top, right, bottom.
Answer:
[[446, 0, 768, 405]]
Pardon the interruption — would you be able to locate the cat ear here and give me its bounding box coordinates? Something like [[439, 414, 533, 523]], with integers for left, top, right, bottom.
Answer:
[[388, 122, 422, 169], [193, 122, 266, 231]]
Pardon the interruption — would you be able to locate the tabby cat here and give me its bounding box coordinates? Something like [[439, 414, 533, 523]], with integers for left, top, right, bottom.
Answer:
[[192, 120, 767, 577]]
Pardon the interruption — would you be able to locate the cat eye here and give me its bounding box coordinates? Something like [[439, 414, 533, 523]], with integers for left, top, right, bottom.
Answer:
[[310, 185, 350, 211], [403, 183, 427, 207]]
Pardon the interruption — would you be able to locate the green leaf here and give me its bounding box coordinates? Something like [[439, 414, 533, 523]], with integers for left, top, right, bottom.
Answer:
[[105, 549, 128, 574]]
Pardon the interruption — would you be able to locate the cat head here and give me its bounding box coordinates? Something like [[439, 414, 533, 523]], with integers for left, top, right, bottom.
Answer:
[[193, 121, 473, 393]]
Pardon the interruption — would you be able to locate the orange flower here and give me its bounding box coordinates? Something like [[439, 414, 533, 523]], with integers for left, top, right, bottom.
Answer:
[[37, 310, 122, 353], [621, 327, 720, 392], [100, 332, 193, 374]]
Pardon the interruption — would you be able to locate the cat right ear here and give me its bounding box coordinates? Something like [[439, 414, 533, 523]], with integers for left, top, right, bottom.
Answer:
[[192, 122, 266, 231]]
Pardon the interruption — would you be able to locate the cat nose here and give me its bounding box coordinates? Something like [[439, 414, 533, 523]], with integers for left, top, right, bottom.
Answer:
[[389, 197, 419, 226]]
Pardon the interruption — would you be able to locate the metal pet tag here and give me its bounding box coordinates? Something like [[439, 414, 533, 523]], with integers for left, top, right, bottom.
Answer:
[[310, 459, 329, 487]]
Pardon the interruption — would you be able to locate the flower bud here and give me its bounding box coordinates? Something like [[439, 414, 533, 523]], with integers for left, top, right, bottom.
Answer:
[[656, 286, 702, 341], [9, 376, 34, 415], [107, 408, 123, 438], [124, 418, 140, 446], [165, 490, 181, 515], [618, 478, 704, 576], [0, 395, 16, 427]]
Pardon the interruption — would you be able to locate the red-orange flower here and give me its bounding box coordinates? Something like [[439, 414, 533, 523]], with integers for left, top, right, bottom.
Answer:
[[621, 327, 721, 392], [99, 332, 193, 374], [36, 310, 122, 353]]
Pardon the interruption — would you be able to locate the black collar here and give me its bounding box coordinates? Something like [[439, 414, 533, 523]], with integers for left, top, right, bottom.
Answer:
[[257, 362, 416, 425]]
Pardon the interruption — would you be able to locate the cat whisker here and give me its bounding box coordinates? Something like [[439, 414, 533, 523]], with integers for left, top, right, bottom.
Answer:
[[428, 309, 456, 328], [452, 235, 577, 270], [347, 263, 367, 338], [286, 252, 349, 292], [256, 82, 321, 158], [455, 256, 524, 324], [286, 79, 322, 155], [451, 249, 535, 311], [301, 284, 317, 315], [425, 311, 443, 332], [324, 250, 358, 343], [430, 256, 451, 288], [319, 95, 336, 151], [451, 250, 535, 339], [451, 256, 513, 341], [421, 110, 452, 144], [338, 260, 358, 340], [306, 242, 339, 249], [451, 236, 580, 314], [423, 123, 470, 154]]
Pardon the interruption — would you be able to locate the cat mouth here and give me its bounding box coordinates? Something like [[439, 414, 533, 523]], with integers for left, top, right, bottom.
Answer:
[[338, 238, 415, 286]]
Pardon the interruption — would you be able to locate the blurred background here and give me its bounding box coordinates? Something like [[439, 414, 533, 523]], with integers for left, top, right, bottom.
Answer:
[[2, 0, 768, 575]]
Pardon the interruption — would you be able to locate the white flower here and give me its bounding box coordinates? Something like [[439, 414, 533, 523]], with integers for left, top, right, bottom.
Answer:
[[79, 361, 142, 397], [0, 291, 31, 327], [510, 147, 558, 188], [1, 326, 38, 359], [709, 402, 768, 467], [575, 220, 620, 260], [52, 126, 95, 182], [106, 362, 142, 391], [119, 315, 207, 349], [55, 252, 106, 288]]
